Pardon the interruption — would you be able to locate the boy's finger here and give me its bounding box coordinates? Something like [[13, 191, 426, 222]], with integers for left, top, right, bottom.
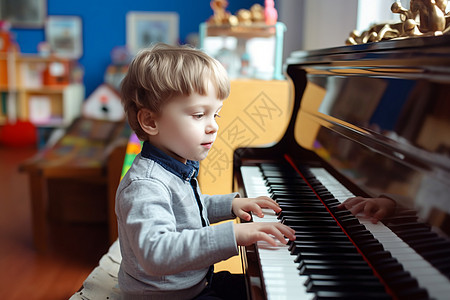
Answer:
[[256, 199, 281, 212]]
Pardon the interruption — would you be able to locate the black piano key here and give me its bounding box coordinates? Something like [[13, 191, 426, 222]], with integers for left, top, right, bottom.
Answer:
[[264, 178, 306, 185], [290, 225, 342, 233], [388, 222, 431, 232], [260, 165, 299, 172], [394, 287, 429, 300], [349, 231, 377, 243], [294, 234, 350, 242], [294, 230, 347, 236], [278, 211, 334, 218], [289, 240, 356, 253], [277, 204, 328, 212], [276, 197, 321, 203], [375, 261, 404, 275], [397, 231, 438, 241], [317, 197, 339, 204], [382, 275, 419, 290], [313, 290, 392, 300], [262, 172, 301, 179], [306, 279, 387, 293], [333, 210, 353, 217], [424, 256, 450, 274], [421, 248, 450, 261], [269, 186, 313, 193], [299, 264, 375, 276], [290, 240, 355, 246], [357, 241, 385, 253], [322, 199, 341, 207], [289, 225, 343, 232], [337, 215, 360, 226], [295, 252, 364, 263], [377, 269, 414, 286], [290, 243, 358, 255], [276, 199, 322, 206], [326, 203, 340, 210], [364, 250, 393, 261], [316, 192, 335, 200], [298, 259, 368, 270], [409, 238, 450, 252], [278, 211, 333, 218], [305, 273, 381, 283], [273, 193, 319, 200], [281, 218, 338, 227], [343, 223, 367, 234], [390, 226, 431, 237], [383, 213, 419, 224], [276, 199, 324, 205]]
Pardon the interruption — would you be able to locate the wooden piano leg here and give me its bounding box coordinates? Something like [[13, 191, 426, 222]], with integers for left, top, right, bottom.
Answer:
[[27, 170, 49, 254]]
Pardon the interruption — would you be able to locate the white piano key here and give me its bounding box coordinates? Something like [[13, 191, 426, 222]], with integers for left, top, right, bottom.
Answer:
[[241, 166, 314, 299]]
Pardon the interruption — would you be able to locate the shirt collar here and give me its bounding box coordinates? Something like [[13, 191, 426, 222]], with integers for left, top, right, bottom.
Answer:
[[141, 141, 199, 181]]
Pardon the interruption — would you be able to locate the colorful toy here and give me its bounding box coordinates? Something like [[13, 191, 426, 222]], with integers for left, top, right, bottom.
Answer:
[[264, 0, 278, 25]]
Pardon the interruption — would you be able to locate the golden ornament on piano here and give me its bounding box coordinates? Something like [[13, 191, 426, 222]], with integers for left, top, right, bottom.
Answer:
[[346, 0, 450, 45]]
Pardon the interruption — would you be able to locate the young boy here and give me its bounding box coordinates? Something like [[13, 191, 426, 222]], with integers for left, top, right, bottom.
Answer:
[[116, 43, 296, 300]]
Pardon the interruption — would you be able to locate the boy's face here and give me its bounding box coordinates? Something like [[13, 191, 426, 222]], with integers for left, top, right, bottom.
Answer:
[[151, 82, 223, 164]]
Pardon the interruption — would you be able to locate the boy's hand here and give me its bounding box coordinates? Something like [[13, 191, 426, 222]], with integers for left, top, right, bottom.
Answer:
[[232, 196, 281, 221], [234, 222, 296, 247], [338, 196, 396, 223]]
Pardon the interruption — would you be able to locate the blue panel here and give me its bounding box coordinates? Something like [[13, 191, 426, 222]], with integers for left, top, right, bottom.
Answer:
[[10, 0, 265, 97]]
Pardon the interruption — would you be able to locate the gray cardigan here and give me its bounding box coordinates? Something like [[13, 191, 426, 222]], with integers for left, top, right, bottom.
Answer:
[[115, 142, 239, 299]]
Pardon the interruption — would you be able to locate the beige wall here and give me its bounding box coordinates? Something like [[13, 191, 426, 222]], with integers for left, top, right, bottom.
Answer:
[[198, 79, 291, 195]]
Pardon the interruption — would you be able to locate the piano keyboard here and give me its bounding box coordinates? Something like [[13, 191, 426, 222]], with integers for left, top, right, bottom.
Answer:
[[241, 164, 450, 300]]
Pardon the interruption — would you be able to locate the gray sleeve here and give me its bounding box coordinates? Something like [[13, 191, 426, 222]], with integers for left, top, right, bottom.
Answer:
[[116, 180, 238, 277], [202, 192, 240, 224]]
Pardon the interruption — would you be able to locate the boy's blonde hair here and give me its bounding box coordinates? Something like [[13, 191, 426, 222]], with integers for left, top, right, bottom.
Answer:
[[121, 43, 230, 140]]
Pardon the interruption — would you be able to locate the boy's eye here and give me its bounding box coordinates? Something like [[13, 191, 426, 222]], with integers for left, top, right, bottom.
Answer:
[[193, 113, 204, 119]]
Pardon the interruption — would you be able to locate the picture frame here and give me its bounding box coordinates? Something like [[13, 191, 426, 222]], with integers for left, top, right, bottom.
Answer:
[[0, 0, 47, 28], [45, 16, 83, 59], [126, 12, 179, 54]]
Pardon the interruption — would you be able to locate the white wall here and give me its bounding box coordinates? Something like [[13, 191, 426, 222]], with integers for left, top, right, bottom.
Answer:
[[357, 0, 409, 33], [303, 0, 358, 50], [277, 0, 305, 61], [278, 0, 411, 56]]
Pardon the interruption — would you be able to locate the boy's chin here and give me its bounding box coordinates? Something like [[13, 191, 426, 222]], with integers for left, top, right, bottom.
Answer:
[[194, 153, 210, 162]]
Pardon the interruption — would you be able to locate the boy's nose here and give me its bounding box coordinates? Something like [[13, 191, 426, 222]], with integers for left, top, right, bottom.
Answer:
[[206, 119, 219, 133]]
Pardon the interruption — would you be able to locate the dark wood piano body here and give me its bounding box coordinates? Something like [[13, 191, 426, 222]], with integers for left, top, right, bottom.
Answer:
[[233, 35, 450, 299]]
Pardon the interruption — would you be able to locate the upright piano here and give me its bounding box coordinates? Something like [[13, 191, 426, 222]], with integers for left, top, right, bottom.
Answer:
[[233, 35, 450, 299]]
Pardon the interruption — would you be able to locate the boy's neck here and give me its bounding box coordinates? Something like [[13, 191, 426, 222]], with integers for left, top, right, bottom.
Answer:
[[141, 141, 199, 181], [147, 138, 188, 164]]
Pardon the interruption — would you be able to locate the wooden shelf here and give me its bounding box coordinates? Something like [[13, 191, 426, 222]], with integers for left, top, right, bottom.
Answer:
[[0, 52, 71, 63], [0, 52, 84, 129], [206, 24, 276, 38], [0, 86, 68, 93]]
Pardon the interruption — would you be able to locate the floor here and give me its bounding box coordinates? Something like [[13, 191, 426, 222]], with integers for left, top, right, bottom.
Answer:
[[0, 145, 110, 300]]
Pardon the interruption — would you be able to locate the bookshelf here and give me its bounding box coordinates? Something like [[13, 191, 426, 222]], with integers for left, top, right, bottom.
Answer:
[[0, 52, 84, 128]]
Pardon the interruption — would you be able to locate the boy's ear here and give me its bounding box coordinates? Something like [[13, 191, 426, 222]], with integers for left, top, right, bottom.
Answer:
[[137, 108, 159, 136]]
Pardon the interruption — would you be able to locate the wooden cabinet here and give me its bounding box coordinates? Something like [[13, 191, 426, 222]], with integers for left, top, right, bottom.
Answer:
[[0, 52, 84, 127]]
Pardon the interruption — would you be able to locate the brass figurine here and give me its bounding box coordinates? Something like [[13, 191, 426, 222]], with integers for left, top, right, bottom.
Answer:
[[207, 1, 274, 27], [347, 0, 450, 45]]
